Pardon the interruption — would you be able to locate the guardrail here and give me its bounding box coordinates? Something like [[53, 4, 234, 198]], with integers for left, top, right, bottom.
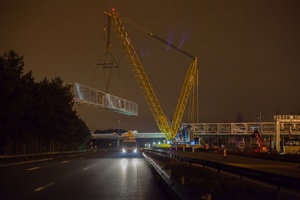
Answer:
[[142, 152, 193, 200], [143, 149, 300, 194], [0, 150, 93, 160]]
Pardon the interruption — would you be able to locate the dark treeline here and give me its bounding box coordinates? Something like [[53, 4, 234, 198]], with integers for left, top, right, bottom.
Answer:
[[94, 129, 127, 134], [0, 51, 91, 155]]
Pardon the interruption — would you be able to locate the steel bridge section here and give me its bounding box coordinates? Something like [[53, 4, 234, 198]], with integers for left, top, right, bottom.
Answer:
[[185, 122, 277, 136], [185, 116, 300, 153], [66, 82, 138, 116], [184, 121, 300, 137]]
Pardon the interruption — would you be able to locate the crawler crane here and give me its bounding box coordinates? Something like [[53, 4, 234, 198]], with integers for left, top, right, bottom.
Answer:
[[252, 130, 268, 153], [104, 9, 198, 141]]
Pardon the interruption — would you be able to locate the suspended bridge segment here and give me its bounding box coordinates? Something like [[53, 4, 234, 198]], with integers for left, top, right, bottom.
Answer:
[[66, 82, 138, 116]]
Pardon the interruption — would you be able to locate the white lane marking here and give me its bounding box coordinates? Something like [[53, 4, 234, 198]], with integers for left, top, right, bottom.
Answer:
[[34, 183, 54, 192], [27, 167, 40, 171], [83, 167, 90, 171], [62, 160, 69, 163]]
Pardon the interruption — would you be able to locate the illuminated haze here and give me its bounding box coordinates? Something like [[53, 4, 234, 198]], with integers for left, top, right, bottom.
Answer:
[[1, 0, 299, 132]]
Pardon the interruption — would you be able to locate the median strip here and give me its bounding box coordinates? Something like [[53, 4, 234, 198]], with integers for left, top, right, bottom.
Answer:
[[0, 158, 54, 168], [34, 183, 54, 192]]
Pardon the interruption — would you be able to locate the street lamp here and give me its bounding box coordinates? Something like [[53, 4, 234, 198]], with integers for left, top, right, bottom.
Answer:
[[260, 112, 262, 133], [118, 120, 120, 135], [257, 112, 262, 133]]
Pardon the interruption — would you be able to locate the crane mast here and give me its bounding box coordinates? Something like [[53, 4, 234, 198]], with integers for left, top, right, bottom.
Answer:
[[104, 10, 198, 140]]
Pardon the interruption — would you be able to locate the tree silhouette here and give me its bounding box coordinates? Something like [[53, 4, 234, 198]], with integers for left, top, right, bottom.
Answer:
[[0, 50, 90, 154]]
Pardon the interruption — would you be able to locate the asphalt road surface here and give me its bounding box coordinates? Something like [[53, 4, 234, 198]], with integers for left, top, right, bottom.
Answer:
[[0, 150, 171, 200]]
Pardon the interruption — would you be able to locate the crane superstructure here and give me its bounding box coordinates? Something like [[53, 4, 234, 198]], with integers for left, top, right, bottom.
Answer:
[[104, 10, 198, 140]]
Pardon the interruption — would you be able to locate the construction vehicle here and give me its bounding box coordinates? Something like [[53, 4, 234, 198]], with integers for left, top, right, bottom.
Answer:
[[251, 130, 268, 153], [104, 9, 198, 141], [122, 130, 137, 153]]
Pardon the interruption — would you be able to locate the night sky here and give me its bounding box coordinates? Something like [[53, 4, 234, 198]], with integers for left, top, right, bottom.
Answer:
[[1, 0, 299, 132]]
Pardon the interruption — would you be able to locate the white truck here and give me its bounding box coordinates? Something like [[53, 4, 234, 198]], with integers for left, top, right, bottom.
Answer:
[[122, 130, 137, 153]]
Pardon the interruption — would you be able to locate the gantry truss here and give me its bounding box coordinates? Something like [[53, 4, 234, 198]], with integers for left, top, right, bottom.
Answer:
[[184, 122, 277, 136], [184, 115, 300, 152]]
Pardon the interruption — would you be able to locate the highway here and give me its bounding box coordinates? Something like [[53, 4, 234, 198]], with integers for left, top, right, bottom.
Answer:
[[168, 150, 300, 179], [0, 150, 171, 200], [2, 149, 300, 200]]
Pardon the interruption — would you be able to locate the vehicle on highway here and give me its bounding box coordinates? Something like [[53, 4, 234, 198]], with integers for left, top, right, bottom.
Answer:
[[122, 130, 137, 153]]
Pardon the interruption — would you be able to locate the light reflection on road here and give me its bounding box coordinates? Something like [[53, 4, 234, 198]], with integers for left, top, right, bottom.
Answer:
[[121, 158, 128, 170], [132, 158, 138, 166]]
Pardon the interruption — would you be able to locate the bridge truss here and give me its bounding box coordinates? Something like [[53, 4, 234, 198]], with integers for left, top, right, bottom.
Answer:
[[184, 115, 300, 152], [66, 82, 138, 116], [184, 115, 300, 136]]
